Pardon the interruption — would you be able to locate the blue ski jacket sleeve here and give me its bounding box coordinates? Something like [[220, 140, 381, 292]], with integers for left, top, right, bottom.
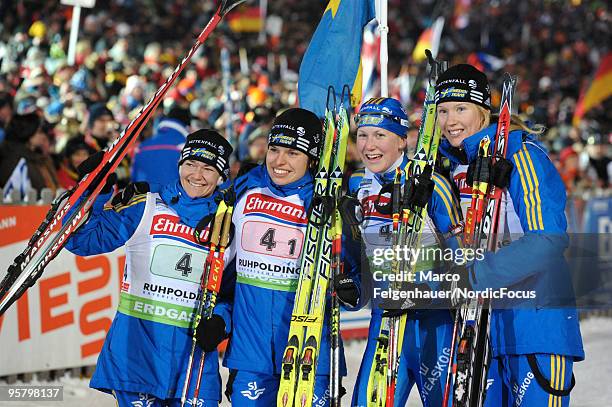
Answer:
[[440, 125, 584, 359], [64, 191, 144, 255], [441, 127, 569, 291]]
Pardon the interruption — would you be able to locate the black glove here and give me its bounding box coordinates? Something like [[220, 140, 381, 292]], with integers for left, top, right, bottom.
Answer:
[[379, 282, 432, 317], [195, 314, 227, 352], [333, 274, 359, 308], [405, 166, 434, 208], [76, 150, 116, 194], [111, 181, 150, 206]]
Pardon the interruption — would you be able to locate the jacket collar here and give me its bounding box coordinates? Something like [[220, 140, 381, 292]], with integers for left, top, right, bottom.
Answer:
[[370, 154, 408, 185], [160, 180, 221, 227], [263, 166, 314, 207], [439, 124, 498, 165]]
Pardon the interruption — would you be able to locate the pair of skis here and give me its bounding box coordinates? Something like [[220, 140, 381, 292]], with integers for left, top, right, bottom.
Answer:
[[366, 50, 445, 407], [181, 198, 234, 407], [277, 86, 350, 407], [443, 74, 517, 407], [0, 0, 245, 317]]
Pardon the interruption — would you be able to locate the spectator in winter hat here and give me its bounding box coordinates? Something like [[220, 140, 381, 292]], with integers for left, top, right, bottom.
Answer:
[[56, 136, 96, 189], [0, 113, 59, 200], [86, 102, 117, 149], [131, 105, 192, 186]]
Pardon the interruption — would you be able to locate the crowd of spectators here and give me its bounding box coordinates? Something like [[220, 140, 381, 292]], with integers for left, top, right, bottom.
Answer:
[[0, 0, 609, 205]]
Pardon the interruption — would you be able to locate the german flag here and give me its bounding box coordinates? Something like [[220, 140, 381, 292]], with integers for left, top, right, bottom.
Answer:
[[573, 52, 612, 126], [226, 5, 262, 33]]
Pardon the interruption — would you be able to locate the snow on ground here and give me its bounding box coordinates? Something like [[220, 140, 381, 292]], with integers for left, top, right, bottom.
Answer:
[[1, 317, 610, 407]]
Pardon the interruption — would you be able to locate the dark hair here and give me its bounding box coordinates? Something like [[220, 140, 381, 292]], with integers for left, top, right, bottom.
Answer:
[[5, 113, 42, 143], [0, 92, 13, 110], [167, 105, 192, 127]]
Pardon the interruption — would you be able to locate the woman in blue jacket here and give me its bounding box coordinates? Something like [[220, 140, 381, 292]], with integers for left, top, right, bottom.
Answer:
[[435, 63, 584, 406], [66, 129, 233, 407], [349, 97, 462, 407], [221, 108, 360, 406]]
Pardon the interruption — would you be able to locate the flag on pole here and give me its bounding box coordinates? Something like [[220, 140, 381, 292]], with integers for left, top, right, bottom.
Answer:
[[298, 0, 376, 117], [573, 52, 612, 126], [226, 5, 263, 33], [412, 16, 445, 62], [467, 52, 505, 72]]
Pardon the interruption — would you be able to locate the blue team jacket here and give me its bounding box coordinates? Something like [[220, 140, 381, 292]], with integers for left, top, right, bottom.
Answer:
[[222, 165, 361, 376], [439, 125, 584, 359], [65, 181, 231, 400]]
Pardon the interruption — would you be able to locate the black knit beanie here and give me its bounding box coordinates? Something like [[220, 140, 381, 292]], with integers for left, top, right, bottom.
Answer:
[[435, 64, 491, 110], [179, 129, 233, 180], [268, 108, 323, 159]]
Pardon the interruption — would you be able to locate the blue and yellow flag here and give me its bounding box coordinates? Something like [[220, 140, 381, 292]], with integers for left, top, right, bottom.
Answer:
[[298, 0, 376, 117]]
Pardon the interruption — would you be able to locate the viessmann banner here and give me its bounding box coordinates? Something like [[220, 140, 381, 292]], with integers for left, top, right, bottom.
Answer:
[[0, 206, 369, 376]]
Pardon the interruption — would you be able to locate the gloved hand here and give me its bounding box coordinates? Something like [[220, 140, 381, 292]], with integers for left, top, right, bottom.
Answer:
[[195, 314, 227, 352], [76, 150, 116, 194], [111, 181, 150, 206], [333, 274, 360, 308], [440, 264, 473, 307]]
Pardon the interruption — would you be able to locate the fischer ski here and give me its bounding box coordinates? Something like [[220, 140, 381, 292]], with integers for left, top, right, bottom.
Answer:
[[181, 197, 234, 407], [366, 50, 445, 407], [277, 86, 350, 407], [444, 74, 517, 407], [0, 0, 245, 317]]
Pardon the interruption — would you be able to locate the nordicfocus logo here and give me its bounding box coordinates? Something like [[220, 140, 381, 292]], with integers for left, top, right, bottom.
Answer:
[[150, 214, 196, 242], [244, 193, 307, 224]]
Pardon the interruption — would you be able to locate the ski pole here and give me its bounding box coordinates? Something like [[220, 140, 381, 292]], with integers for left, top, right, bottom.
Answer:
[[329, 85, 351, 407], [181, 202, 228, 406], [192, 204, 233, 404]]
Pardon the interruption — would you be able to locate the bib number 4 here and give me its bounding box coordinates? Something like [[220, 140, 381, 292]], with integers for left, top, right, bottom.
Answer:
[[175, 253, 193, 277]]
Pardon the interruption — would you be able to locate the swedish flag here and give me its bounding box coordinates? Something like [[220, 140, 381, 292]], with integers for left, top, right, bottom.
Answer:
[[298, 0, 376, 117]]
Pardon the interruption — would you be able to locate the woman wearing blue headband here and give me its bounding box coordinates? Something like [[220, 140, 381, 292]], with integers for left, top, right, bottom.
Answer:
[[347, 97, 462, 406]]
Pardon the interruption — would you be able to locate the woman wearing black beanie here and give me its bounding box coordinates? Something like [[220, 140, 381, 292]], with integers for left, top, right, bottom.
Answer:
[[220, 107, 361, 406], [436, 63, 583, 406]]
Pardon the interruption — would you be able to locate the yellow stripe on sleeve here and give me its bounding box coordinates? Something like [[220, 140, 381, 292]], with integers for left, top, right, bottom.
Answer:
[[514, 152, 534, 231], [523, 147, 545, 230], [432, 173, 461, 225], [113, 195, 147, 213], [517, 149, 539, 231]]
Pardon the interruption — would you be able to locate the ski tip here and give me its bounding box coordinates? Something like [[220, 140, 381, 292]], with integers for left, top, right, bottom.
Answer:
[[218, 0, 247, 17]]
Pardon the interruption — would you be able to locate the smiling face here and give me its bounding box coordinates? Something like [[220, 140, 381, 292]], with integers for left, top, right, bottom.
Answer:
[[436, 101, 487, 148], [356, 126, 406, 174], [265, 145, 309, 186], [179, 159, 221, 198]]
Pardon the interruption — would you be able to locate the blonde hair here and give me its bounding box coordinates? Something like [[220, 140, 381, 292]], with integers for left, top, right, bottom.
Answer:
[[474, 105, 545, 135]]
